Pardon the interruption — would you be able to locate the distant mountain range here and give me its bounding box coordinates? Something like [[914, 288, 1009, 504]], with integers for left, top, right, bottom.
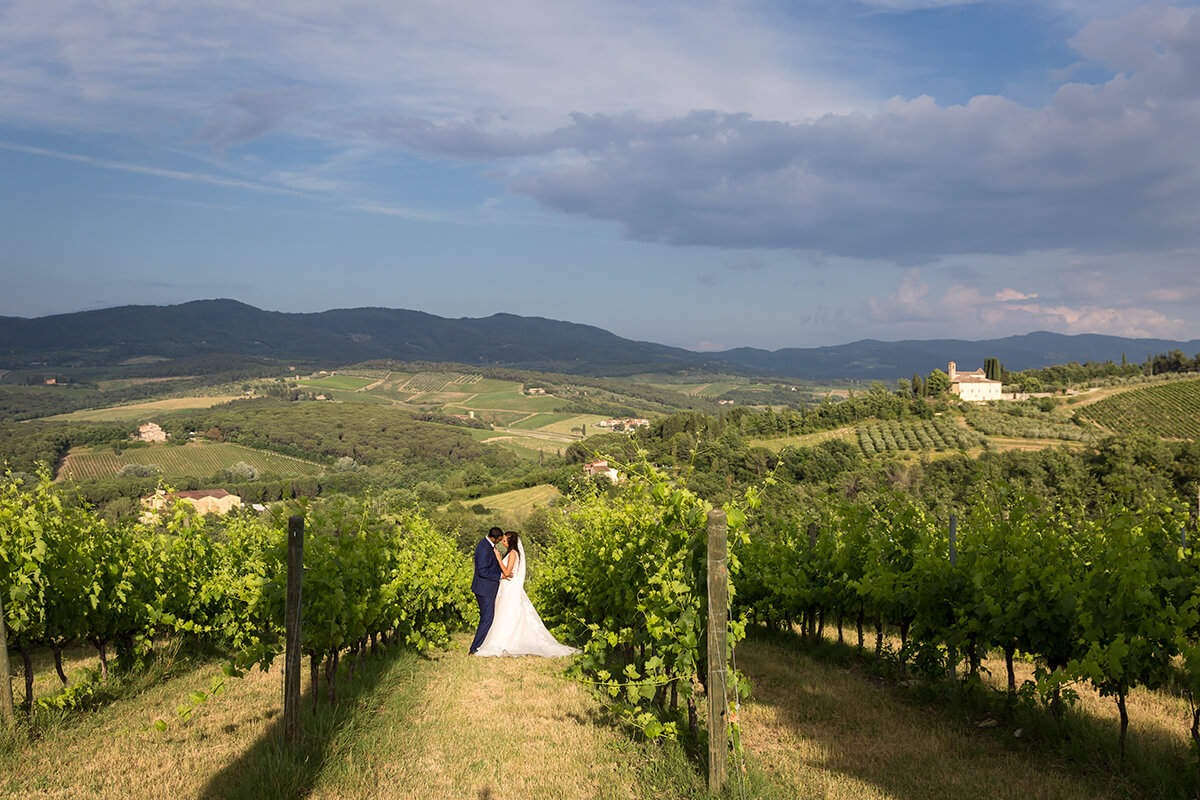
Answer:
[[1, 299, 1197, 380]]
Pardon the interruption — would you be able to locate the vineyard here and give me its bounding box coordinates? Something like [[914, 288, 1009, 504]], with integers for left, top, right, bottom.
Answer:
[[57, 443, 323, 482], [964, 407, 1097, 442], [736, 491, 1200, 764], [400, 372, 482, 394], [856, 418, 983, 455], [1078, 378, 1200, 440], [5, 461, 1200, 796], [0, 471, 474, 719]]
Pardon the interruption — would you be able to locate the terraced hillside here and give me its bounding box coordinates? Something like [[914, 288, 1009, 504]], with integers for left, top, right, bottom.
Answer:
[[1078, 378, 1200, 439]]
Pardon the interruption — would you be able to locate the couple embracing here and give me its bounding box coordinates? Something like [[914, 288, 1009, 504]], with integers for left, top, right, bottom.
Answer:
[[470, 526, 577, 658]]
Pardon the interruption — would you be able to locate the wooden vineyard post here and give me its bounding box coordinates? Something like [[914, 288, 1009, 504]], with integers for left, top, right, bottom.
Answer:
[[706, 509, 729, 794], [283, 515, 304, 743], [947, 514, 958, 683], [0, 594, 12, 726], [1188, 487, 1198, 551]]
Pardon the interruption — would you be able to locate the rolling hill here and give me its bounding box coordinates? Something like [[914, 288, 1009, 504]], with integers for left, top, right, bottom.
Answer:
[[2, 299, 1197, 380]]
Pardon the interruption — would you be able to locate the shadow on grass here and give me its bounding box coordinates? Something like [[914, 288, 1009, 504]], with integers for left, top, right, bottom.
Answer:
[[741, 625, 1200, 800], [199, 646, 425, 800]]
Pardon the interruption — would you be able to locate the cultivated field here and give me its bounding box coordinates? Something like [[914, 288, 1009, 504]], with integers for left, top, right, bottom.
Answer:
[[297, 375, 376, 391], [1078, 378, 1200, 439], [748, 427, 858, 452], [458, 390, 562, 412], [57, 442, 323, 481], [856, 418, 983, 455], [528, 414, 606, 435], [46, 396, 243, 422], [476, 484, 561, 514]]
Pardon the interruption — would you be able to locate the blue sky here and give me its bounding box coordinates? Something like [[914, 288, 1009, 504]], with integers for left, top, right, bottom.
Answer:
[[2, 0, 1199, 351]]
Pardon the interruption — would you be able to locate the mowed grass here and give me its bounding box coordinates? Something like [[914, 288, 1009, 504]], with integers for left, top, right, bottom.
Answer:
[[460, 390, 563, 412], [45, 396, 244, 422], [477, 484, 562, 514], [2, 637, 697, 800], [58, 442, 322, 481]]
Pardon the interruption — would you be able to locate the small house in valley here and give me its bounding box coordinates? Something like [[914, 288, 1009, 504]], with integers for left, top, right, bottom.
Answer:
[[134, 422, 168, 443], [141, 489, 243, 523], [583, 459, 620, 483]]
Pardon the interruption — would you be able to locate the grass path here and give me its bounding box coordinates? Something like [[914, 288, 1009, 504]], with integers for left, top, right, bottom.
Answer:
[[2, 639, 687, 800], [308, 641, 653, 800], [7, 631, 1175, 799]]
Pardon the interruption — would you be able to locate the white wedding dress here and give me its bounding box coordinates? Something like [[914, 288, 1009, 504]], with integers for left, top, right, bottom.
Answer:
[[475, 541, 578, 658]]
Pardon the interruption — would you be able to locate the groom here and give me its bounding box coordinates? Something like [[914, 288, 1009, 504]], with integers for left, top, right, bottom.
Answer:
[[470, 526, 506, 654]]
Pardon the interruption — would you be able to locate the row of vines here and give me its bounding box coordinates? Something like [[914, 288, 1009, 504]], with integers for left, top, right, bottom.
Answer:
[[531, 466, 754, 744], [1079, 379, 1200, 440], [0, 469, 474, 718], [964, 407, 1096, 441], [856, 418, 982, 455], [736, 490, 1200, 758]]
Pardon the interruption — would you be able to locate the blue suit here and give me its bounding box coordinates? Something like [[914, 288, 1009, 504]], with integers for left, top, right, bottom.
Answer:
[[470, 538, 502, 653]]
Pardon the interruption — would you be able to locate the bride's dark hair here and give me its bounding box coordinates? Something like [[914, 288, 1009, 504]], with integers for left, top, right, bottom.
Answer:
[[505, 531, 521, 560]]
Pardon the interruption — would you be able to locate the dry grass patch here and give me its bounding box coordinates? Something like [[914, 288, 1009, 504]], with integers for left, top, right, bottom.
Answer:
[[46, 396, 243, 422], [736, 635, 1113, 800], [1, 646, 289, 800]]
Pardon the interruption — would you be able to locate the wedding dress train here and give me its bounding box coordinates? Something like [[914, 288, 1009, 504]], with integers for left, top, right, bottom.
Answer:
[[475, 541, 577, 658]]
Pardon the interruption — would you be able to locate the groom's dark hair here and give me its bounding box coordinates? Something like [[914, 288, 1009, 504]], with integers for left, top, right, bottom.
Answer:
[[487, 526, 504, 541]]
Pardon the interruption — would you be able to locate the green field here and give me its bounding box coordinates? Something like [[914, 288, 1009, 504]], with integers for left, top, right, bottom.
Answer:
[[509, 412, 575, 430], [324, 389, 396, 405], [459, 390, 562, 412], [481, 433, 568, 456], [298, 375, 376, 391], [535, 414, 607, 436], [1078, 378, 1200, 439], [95, 376, 196, 391], [58, 442, 323, 481]]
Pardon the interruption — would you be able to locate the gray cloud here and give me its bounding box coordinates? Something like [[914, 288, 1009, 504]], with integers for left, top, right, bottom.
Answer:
[[373, 6, 1200, 262], [193, 87, 322, 151]]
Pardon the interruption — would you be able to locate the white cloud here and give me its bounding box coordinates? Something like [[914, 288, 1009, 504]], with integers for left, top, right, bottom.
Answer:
[[866, 267, 1193, 339], [994, 288, 1037, 301], [0, 0, 873, 143]]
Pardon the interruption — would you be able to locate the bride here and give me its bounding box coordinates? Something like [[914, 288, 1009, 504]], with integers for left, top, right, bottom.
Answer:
[[474, 531, 577, 658]]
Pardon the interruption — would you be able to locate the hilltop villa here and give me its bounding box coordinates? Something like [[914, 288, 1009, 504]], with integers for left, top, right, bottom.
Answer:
[[948, 361, 1003, 403]]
